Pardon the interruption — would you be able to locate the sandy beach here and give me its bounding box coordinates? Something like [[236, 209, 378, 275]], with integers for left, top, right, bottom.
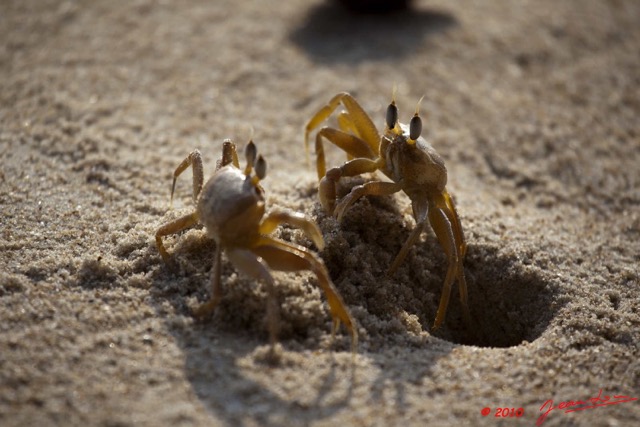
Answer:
[[1, 0, 639, 425]]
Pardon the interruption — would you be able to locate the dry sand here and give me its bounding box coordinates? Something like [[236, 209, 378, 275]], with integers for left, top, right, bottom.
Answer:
[[1, 0, 639, 426]]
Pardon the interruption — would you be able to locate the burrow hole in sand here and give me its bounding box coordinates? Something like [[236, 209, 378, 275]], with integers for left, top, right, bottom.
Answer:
[[321, 203, 560, 349], [421, 246, 559, 348]]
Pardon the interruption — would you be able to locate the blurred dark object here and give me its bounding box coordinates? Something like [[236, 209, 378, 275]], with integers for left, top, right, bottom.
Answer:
[[335, 0, 412, 14], [291, 2, 455, 63]]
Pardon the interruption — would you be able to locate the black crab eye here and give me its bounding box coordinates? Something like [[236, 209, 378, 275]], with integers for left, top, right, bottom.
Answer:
[[245, 140, 257, 166], [386, 102, 398, 130], [254, 155, 267, 180], [409, 114, 422, 141]]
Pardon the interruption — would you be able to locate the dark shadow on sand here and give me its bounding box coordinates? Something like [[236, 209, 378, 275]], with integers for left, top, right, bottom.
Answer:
[[143, 232, 360, 427], [289, 2, 457, 64]]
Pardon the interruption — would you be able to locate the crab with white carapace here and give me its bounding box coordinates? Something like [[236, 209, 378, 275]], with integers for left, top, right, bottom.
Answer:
[[156, 140, 358, 351]]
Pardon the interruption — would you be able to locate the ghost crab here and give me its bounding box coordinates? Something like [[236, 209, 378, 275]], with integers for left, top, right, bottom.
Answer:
[[304, 92, 470, 329], [155, 140, 357, 351]]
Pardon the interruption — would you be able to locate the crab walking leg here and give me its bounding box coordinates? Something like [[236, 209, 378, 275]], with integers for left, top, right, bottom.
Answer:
[[304, 92, 380, 157], [334, 181, 403, 223], [259, 211, 325, 250], [253, 236, 358, 352], [443, 190, 467, 261], [336, 112, 361, 162], [428, 196, 470, 329], [217, 139, 239, 170], [314, 128, 376, 179], [441, 191, 470, 325], [336, 112, 357, 137], [336, 112, 358, 148], [155, 212, 199, 263], [387, 221, 427, 276], [193, 245, 223, 319], [171, 150, 204, 206], [427, 206, 457, 329], [319, 157, 382, 214], [388, 197, 429, 276], [226, 247, 280, 348]]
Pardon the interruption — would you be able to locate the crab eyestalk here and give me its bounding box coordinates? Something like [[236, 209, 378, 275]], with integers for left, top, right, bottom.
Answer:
[[244, 140, 257, 176], [408, 114, 422, 143], [386, 100, 398, 130], [253, 155, 267, 185], [408, 96, 425, 144]]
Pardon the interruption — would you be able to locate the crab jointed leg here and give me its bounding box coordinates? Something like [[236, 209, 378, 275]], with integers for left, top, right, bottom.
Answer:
[[171, 150, 204, 205], [319, 157, 383, 213], [157, 148, 205, 262], [428, 191, 470, 329], [334, 181, 403, 222], [218, 139, 239, 169], [253, 236, 358, 352], [259, 210, 324, 250], [193, 245, 223, 319], [313, 127, 376, 179], [155, 212, 199, 263], [305, 92, 380, 176]]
